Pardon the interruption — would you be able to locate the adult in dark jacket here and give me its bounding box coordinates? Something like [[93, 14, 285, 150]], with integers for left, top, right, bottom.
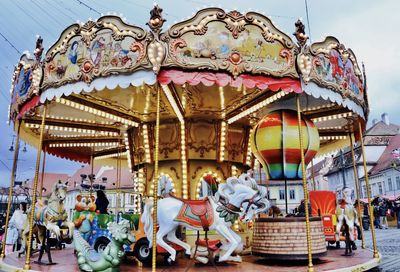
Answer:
[[394, 202, 400, 228], [379, 202, 388, 229], [373, 205, 381, 229], [95, 190, 109, 214], [296, 200, 311, 217]]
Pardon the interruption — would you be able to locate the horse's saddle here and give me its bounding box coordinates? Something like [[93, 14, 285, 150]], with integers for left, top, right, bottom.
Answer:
[[171, 194, 214, 231]]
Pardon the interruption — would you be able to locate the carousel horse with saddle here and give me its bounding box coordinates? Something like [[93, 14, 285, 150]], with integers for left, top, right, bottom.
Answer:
[[20, 180, 74, 260], [142, 173, 270, 264]]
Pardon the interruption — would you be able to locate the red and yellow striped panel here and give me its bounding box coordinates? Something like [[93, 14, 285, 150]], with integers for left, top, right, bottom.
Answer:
[[310, 191, 336, 216], [251, 109, 320, 180]]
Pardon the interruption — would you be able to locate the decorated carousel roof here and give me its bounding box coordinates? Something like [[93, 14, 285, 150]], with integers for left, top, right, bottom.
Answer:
[[8, 6, 369, 166]]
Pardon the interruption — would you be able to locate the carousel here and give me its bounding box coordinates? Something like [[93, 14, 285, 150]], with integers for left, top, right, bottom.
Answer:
[[0, 5, 381, 272]]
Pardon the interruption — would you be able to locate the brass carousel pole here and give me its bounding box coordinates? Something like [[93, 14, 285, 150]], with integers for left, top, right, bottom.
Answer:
[[115, 148, 121, 215], [152, 86, 161, 272], [296, 95, 314, 272], [358, 122, 379, 258], [349, 132, 365, 249], [89, 148, 94, 198], [0, 121, 21, 258], [39, 146, 47, 199], [24, 105, 47, 270]]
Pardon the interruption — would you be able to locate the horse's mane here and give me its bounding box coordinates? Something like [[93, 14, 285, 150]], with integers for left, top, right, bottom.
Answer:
[[238, 174, 267, 198], [48, 180, 67, 204]]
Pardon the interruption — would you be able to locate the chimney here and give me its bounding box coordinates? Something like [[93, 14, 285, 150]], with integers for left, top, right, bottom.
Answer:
[[381, 113, 389, 125], [372, 119, 378, 126]]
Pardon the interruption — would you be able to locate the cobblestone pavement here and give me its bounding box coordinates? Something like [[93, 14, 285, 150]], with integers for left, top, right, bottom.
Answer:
[[364, 227, 400, 272]]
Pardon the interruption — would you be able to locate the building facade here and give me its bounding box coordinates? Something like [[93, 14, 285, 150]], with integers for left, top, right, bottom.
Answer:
[[359, 134, 400, 198], [326, 113, 400, 199], [253, 170, 304, 213]]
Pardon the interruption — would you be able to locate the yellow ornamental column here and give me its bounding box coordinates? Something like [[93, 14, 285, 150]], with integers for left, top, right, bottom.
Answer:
[[358, 122, 379, 258], [296, 95, 314, 272], [24, 106, 47, 270], [0, 122, 21, 258], [349, 132, 365, 249], [152, 86, 161, 271]]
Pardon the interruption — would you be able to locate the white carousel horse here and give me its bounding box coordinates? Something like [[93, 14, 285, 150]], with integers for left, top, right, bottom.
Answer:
[[335, 187, 361, 254], [141, 173, 270, 263], [20, 180, 74, 254]]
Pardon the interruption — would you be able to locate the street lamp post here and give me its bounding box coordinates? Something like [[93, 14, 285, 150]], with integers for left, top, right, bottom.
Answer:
[[340, 149, 346, 188]]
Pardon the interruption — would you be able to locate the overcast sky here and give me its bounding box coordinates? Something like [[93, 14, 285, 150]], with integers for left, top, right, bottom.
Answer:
[[0, 0, 399, 187]]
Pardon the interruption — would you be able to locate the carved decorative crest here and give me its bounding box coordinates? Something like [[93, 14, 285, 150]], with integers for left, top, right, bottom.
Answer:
[[34, 36, 44, 62], [293, 19, 308, 47], [147, 5, 166, 32]]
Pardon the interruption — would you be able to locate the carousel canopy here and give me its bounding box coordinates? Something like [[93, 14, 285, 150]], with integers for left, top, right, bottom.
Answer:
[[9, 6, 369, 166]]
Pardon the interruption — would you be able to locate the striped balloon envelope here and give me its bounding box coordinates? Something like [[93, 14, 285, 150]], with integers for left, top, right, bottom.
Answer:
[[250, 109, 319, 180]]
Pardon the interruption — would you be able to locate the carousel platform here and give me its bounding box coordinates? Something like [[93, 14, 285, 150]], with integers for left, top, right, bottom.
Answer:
[[0, 246, 380, 272]]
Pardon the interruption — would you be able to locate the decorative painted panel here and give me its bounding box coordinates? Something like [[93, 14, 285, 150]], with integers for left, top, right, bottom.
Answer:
[[302, 37, 366, 108], [162, 8, 297, 78], [42, 16, 149, 89]]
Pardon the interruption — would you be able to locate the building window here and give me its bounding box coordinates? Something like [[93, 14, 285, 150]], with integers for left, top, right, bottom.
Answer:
[[388, 178, 393, 191], [396, 176, 400, 190], [289, 189, 295, 200], [363, 185, 367, 197], [378, 182, 383, 195], [130, 194, 135, 204], [279, 189, 285, 200]]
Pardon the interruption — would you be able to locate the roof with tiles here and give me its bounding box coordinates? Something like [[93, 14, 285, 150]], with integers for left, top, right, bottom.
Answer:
[[28, 172, 70, 196], [369, 134, 400, 175]]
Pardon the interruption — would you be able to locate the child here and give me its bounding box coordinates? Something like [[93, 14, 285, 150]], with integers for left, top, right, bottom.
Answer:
[[5, 222, 18, 254]]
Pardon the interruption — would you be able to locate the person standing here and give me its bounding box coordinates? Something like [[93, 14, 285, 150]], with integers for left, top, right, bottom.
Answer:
[[395, 201, 400, 229], [9, 202, 27, 251], [5, 222, 18, 254], [379, 202, 388, 229], [95, 190, 109, 214], [373, 205, 381, 229], [9, 202, 27, 232]]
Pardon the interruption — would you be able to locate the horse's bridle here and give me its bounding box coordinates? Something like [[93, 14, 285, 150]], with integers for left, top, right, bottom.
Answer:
[[242, 192, 263, 215], [219, 192, 262, 215]]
